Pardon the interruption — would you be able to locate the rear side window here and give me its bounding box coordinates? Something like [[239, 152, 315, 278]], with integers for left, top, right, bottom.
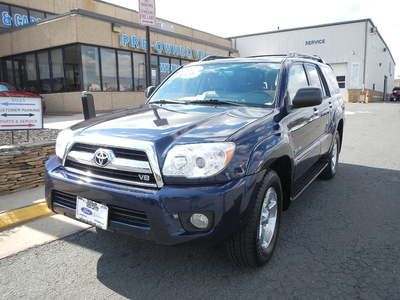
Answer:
[[321, 65, 340, 95], [287, 64, 308, 104]]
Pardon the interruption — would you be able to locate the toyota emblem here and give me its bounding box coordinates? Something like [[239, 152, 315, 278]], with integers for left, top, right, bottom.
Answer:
[[93, 148, 114, 167]]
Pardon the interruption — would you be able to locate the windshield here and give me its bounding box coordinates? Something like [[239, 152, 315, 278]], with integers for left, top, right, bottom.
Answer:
[[150, 62, 281, 107], [0, 83, 16, 92]]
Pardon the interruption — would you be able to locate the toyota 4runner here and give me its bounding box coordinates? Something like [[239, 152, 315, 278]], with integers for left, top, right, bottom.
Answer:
[[45, 53, 344, 267]]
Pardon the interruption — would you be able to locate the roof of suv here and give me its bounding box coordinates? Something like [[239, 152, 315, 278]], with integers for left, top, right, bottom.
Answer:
[[192, 53, 327, 66]]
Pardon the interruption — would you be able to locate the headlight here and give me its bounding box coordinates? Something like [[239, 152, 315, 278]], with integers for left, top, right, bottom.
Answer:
[[162, 142, 235, 178], [55, 129, 74, 159]]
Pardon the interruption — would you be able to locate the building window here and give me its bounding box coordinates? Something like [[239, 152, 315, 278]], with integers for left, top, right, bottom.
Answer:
[[181, 59, 191, 66], [82, 45, 101, 91], [25, 54, 38, 92], [0, 4, 11, 32], [151, 55, 159, 86], [5, 59, 14, 84], [13, 55, 26, 90], [171, 58, 180, 72], [0, 4, 56, 30], [64, 45, 81, 91], [38, 51, 51, 93], [100, 48, 118, 91], [45, 12, 57, 18], [117, 50, 133, 91], [10, 6, 29, 28], [51, 48, 65, 92], [133, 53, 146, 91], [1, 43, 195, 95], [29, 9, 45, 24], [336, 76, 345, 89], [159, 56, 171, 82]]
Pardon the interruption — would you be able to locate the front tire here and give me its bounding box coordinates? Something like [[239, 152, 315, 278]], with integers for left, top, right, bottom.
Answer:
[[226, 170, 282, 268]]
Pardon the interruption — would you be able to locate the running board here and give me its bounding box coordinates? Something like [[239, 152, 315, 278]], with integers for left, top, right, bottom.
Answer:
[[291, 160, 328, 201]]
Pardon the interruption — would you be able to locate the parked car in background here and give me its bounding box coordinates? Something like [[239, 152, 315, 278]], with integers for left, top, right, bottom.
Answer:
[[0, 82, 46, 113], [390, 87, 400, 101], [46, 53, 344, 268]]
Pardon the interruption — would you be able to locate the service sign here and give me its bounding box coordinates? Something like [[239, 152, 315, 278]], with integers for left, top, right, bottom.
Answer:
[[0, 97, 43, 130], [139, 0, 156, 26]]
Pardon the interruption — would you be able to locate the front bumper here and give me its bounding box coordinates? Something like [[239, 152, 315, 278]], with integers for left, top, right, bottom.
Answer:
[[45, 156, 264, 245]]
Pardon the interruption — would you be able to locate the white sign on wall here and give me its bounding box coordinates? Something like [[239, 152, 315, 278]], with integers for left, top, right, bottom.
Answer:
[[139, 0, 156, 26], [0, 97, 43, 130]]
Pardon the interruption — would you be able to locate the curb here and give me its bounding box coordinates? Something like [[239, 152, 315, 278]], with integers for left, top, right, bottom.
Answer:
[[0, 202, 53, 231]]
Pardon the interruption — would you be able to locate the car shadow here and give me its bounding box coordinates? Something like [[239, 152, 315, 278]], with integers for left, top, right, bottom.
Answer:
[[50, 162, 400, 298]]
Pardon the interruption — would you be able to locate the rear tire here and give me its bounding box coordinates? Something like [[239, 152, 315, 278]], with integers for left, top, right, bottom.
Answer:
[[225, 170, 282, 268], [320, 133, 340, 179]]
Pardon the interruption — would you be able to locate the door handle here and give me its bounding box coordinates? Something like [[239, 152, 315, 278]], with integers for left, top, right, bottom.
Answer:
[[313, 108, 319, 115]]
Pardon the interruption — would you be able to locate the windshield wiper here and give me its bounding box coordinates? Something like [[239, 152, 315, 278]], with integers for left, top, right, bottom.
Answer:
[[184, 99, 243, 106], [150, 99, 185, 104]]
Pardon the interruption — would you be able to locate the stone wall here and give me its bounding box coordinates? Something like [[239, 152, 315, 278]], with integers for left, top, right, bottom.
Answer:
[[0, 129, 59, 146], [0, 142, 55, 195]]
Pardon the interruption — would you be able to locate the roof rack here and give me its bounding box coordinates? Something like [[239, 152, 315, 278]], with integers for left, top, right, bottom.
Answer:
[[247, 52, 325, 63], [247, 54, 287, 58], [199, 55, 231, 62], [287, 52, 325, 63]]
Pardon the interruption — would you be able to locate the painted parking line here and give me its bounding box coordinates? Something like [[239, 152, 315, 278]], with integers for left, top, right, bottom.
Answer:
[[0, 202, 53, 231]]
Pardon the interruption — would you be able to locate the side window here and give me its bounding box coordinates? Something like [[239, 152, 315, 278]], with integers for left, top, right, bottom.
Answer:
[[287, 64, 308, 105], [321, 65, 340, 95], [305, 64, 328, 97], [305, 64, 322, 89]]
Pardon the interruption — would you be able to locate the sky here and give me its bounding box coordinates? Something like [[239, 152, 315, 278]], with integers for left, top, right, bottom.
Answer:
[[106, 0, 400, 77]]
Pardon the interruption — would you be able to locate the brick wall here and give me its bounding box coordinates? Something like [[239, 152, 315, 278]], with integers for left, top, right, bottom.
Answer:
[[0, 142, 55, 195], [348, 89, 387, 103]]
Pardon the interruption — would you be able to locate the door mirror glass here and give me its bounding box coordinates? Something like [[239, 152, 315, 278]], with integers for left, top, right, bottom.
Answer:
[[292, 87, 322, 108], [145, 85, 156, 99]]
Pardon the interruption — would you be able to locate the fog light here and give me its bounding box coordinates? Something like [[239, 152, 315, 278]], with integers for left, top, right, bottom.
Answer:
[[190, 213, 209, 229]]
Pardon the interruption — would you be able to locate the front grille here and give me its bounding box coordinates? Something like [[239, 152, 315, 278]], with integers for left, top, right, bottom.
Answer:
[[52, 190, 75, 209], [70, 143, 148, 161], [64, 159, 156, 185], [52, 190, 150, 228], [110, 206, 149, 227], [64, 143, 158, 188]]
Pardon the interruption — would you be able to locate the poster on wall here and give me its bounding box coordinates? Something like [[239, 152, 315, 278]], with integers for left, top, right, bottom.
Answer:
[[349, 62, 361, 89]]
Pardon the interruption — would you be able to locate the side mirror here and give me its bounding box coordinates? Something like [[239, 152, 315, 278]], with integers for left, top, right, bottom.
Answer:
[[145, 85, 156, 99], [292, 87, 322, 108]]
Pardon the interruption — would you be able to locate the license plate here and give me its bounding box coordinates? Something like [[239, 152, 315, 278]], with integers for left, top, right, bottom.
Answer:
[[76, 196, 109, 229]]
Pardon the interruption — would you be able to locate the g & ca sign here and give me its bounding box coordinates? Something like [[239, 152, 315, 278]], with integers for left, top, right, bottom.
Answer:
[[1, 10, 42, 28]]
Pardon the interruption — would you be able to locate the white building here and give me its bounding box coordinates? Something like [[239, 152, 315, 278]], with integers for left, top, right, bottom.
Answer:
[[231, 19, 396, 102]]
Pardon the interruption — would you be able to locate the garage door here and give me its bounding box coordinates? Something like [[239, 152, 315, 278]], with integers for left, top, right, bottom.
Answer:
[[330, 63, 348, 101]]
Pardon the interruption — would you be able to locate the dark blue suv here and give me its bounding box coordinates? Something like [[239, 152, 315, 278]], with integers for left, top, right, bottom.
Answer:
[[45, 53, 344, 267]]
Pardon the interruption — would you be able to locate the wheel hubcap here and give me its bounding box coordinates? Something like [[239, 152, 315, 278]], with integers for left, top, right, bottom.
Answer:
[[258, 187, 278, 251], [331, 139, 338, 172]]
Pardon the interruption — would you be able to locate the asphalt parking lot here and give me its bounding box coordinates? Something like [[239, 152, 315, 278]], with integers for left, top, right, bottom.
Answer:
[[1, 103, 400, 299]]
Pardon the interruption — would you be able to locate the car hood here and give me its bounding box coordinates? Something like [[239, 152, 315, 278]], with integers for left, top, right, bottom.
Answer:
[[72, 104, 273, 148]]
